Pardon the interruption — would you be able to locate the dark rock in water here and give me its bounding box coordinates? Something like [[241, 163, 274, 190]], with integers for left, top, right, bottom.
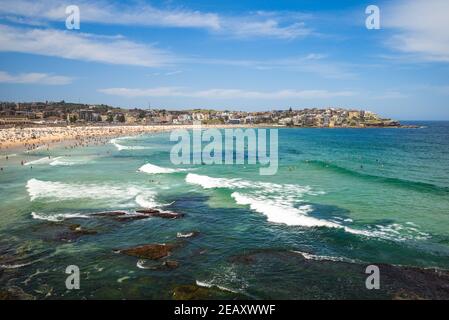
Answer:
[[371, 263, 449, 300], [137, 209, 184, 219], [177, 231, 200, 238], [0, 241, 53, 269], [68, 224, 97, 235], [92, 211, 128, 217], [95, 209, 184, 220], [118, 243, 176, 260], [163, 260, 179, 269], [137, 259, 180, 270], [228, 249, 449, 300], [57, 224, 97, 242], [173, 285, 215, 300], [228, 254, 257, 265], [136, 209, 160, 214], [113, 215, 150, 222], [0, 286, 35, 300], [393, 289, 425, 300], [31, 222, 98, 243], [153, 212, 184, 219], [172, 284, 245, 300]]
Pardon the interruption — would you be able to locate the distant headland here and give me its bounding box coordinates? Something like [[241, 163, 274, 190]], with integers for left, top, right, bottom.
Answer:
[[0, 101, 414, 128]]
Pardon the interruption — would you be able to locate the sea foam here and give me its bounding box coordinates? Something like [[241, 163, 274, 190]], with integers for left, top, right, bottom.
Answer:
[[185, 173, 393, 237], [31, 212, 90, 222], [25, 156, 62, 166], [231, 192, 336, 228], [138, 163, 187, 174], [26, 178, 160, 207], [110, 138, 149, 151]]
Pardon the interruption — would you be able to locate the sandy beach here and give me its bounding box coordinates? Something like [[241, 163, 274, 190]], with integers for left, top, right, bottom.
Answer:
[[0, 124, 260, 153]]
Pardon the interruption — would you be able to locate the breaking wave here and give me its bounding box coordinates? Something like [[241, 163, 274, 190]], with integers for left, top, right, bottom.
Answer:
[[49, 157, 93, 166], [25, 156, 62, 166], [24, 156, 93, 167], [26, 178, 161, 208], [185, 173, 429, 241], [291, 250, 360, 263], [31, 212, 90, 222], [110, 138, 149, 151], [138, 163, 188, 174], [195, 280, 240, 294]]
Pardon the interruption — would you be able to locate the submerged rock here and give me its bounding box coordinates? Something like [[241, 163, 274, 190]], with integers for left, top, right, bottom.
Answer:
[[0, 286, 35, 300], [135, 209, 160, 214], [92, 211, 128, 217], [30, 222, 98, 243], [113, 215, 150, 222], [137, 259, 180, 270], [57, 223, 98, 242], [228, 249, 449, 300], [118, 243, 176, 260], [136, 209, 184, 219], [93, 209, 184, 221], [173, 285, 214, 300], [163, 260, 180, 269], [177, 231, 200, 238], [68, 224, 97, 235], [172, 284, 245, 300]]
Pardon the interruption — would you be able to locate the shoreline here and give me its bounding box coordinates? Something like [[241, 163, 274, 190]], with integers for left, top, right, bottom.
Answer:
[[0, 124, 262, 156], [0, 123, 419, 157]]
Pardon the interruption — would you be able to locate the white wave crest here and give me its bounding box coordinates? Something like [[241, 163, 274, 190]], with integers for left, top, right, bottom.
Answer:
[[31, 212, 90, 222], [135, 193, 160, 208], [49, 156, 93, 166], [26, 178, 160, 209], [231, 192, 337, 228], [185, 174, 390, 237], [291, 250, 359, 263], [25, 156, 62, 166], [195, 280, 239, 294], [110, 138, 149, 151], [138, 163, 187, 174]]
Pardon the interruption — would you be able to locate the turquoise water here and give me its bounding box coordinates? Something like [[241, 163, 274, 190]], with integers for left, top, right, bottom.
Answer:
[[1, 122, 449, 299]]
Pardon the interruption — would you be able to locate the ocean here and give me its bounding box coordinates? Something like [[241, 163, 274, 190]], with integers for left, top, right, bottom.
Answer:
[[1, 122, 449, 299]]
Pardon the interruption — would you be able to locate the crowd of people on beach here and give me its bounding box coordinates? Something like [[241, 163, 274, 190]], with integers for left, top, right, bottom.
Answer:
[[0, 125, 179, 172], [0, 124, 253, 173]]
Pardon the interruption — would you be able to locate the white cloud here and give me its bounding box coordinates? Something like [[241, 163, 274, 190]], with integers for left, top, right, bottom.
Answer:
[[98, 87, 356, 99], [222, 17, 311, 40], [0, 24, 172, 67], [0, 70, 72, 85], [0, 0, 312, 40], [385, 0, 449, 62], [0, 0, 221, 30]]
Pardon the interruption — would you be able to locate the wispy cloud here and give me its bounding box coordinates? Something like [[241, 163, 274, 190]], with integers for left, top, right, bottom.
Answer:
[[220, 11, 313, 39], [0, 0, 221, 30], [0, 70, 72, 85], [0, 24, 173, 67], [0, 0, 312, 40], [183, 54, 357, 79], [384, 0, 449, 62], [98, 87, 356, 99]]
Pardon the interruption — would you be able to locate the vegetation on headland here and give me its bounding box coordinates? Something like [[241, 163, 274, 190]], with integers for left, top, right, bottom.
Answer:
[[0, 101, 412, 128]]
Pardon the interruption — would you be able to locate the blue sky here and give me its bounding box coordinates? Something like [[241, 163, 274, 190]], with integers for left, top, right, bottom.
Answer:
[[0, 0, 448, 119]]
